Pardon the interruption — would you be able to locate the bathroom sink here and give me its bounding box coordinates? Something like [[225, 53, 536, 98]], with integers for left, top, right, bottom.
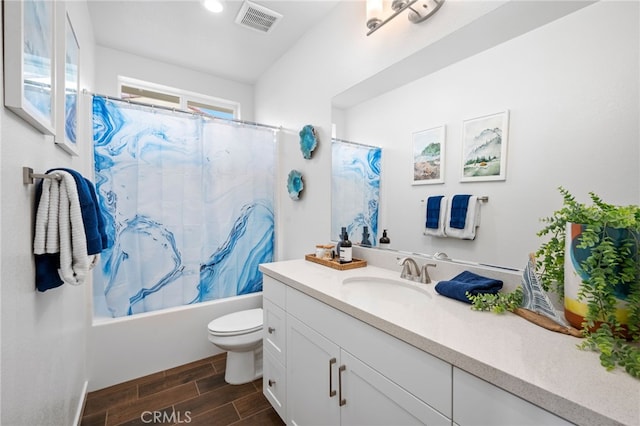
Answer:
[[340, 276, 432, 311]]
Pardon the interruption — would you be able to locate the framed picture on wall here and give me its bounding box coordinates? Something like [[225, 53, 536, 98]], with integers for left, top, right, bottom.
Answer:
[[412, 125, 445, 185], [3, 0, 56, 135], [55, 6, 80, 156], [460, 110, 509, 182]]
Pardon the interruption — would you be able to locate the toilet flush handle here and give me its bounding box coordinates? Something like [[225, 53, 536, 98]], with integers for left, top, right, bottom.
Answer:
[[268, 326, 275, 334]]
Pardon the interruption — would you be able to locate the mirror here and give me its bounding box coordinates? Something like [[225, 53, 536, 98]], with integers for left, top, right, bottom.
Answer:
[[331, 1, 639, 271]]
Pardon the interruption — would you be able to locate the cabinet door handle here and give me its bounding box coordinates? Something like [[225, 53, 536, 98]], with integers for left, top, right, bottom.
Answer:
[[328, 357, 337, 397], [338, 365, 346, 406], [267, 326, 275, 334], [268, 379, 276, 387]]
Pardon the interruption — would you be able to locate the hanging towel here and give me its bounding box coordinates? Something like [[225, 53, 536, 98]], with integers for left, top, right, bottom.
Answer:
[[449, 194, 472, 229], [50, 168, 110, 254], [445, 195, 480, 239], [424, 196, 448, 237], [435, 270, 503, 304], [34, 171, 91, 291]]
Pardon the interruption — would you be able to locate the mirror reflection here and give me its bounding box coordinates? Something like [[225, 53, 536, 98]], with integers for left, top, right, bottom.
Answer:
[[331, 139, 382, 247], [331, 2, 638, 271]]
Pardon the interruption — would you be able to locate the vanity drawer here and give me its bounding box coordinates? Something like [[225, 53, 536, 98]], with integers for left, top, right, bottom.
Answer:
[[263, 275, 286, 307], [263, 349, 286, 422], [263, 298, 286, 364]]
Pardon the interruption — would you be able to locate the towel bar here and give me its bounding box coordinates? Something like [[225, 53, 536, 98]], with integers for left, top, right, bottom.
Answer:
[[23, 167, 62, 185], [421, 195, 489, 203]]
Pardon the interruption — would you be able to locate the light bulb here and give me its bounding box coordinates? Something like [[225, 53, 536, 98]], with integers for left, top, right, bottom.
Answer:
[[202, 0, 224, 14], [366, 0, 383, 29]]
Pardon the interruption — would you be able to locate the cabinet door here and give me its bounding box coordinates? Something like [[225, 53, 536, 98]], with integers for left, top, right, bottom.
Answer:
[[287, 315, 341, 426], [263, 349, 286, 421], [453, 368, 572, 426], [340, 350, 451, 426]]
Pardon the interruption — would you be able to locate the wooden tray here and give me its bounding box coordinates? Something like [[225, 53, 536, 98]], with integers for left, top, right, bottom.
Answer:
[[305, 254, 367, 270]]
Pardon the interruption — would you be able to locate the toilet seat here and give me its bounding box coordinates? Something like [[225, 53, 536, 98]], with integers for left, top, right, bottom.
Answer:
[[208, 308, 263, 336]]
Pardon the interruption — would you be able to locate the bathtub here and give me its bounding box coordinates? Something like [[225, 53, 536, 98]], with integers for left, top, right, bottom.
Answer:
[[87, 292, 262, 391]]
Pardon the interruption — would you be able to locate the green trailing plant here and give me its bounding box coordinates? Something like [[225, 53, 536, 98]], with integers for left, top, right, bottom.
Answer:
[[535, 187, 640, 379], [468, 287, 523, 314]]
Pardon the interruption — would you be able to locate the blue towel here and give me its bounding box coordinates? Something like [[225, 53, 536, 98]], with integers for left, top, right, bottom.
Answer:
[[450, 194, 472, 229], [435, 270, 503, 304], [426, 196, 444, 229], [49, 168, 111, 254]]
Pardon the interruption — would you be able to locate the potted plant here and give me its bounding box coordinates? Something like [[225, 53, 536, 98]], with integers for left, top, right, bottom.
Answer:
[[535, 187, 640, 378]]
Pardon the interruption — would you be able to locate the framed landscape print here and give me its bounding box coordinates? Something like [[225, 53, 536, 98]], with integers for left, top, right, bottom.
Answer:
[[4, 0, 56, 135], [460, 111, 509, 182], [412, 126, 445, 185]]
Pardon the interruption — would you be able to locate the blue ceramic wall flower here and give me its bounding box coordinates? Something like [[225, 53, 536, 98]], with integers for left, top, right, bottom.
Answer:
[[299, 125, 318, 159], [287, 170, 304, 200]]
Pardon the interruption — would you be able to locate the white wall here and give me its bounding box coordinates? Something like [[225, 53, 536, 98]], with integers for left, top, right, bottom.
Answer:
[[256, 1, 639, 268], [255, 0, 508, 260], [0, 2, 96, 425], [344, 1, 639, 268], [94, 46, 255, 121]]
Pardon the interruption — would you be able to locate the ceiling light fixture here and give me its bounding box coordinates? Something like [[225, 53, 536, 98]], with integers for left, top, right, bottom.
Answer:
[[202, 0, 224, 14], [366, 0, 445, 36]]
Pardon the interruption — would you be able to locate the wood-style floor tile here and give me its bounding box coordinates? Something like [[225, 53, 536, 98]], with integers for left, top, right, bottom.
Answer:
[[230, 407, 284, 426], [233, 391, 271, 419], [83, 384, 138, 417], [106, 382, 198, 426], [185, 402, 240, 426], [80, 353, 284, 426], [174, 382, 256, 418], [138, 363, 215, 398]]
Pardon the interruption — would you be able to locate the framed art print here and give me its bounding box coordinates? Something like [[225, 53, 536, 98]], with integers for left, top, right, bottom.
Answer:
[[4, 0, 56, 135], [412, 125, 445, 185], [460, 110, 509, 182], [55, 7, 80, 155]]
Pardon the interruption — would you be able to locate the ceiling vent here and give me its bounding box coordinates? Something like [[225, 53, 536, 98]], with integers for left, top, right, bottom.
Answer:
[[235, 1, 283, 34]]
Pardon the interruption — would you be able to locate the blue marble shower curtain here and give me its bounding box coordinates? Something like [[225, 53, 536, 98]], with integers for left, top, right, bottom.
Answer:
[[331, 140, 381, 246], [93, 96, 275, 317]]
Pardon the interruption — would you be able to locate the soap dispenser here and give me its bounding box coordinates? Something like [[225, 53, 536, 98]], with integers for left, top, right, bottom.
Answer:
[[335, 227, 346, 260], [379, 229, 390, 249], [339, 231, 352, 264], [361, 226, 372, 247]]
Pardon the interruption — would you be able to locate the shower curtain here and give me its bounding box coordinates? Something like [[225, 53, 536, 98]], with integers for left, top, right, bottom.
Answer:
[[92, 96, 276, 317]]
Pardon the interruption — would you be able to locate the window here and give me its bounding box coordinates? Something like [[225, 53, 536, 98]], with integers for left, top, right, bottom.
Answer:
[[119, 77, 240, 120]]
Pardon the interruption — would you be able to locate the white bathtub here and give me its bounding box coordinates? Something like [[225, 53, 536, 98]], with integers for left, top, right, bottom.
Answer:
[[87, 292, 262, 391]]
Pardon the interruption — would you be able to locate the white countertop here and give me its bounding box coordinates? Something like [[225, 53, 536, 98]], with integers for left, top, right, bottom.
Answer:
[[260, 259, 640, 426]]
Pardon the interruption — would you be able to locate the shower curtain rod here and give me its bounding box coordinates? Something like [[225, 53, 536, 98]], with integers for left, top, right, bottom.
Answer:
[[332, 137, 381, 149], [82, 89, 282, 132]]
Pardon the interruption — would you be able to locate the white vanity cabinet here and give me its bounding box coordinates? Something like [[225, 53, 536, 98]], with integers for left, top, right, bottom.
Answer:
[[260, 259, 636, 426], [263, 275, 452, 425]]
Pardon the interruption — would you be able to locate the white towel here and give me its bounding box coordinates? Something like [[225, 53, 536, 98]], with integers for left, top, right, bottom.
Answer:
[[424, 196, 448, 237], [34, 178, 52, 254], [33, 171, 91, 285], [445, 195, 480, 240]]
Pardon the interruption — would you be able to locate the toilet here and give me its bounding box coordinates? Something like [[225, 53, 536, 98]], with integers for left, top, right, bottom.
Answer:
[[207, 308, 264, 385]]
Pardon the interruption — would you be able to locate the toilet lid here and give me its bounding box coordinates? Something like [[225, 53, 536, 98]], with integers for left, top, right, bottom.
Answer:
[[208, 308, 263, 335]]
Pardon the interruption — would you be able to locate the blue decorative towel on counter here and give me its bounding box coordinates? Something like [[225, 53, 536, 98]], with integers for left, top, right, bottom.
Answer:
[[426, 195, 445, 229], [449, 194, 472, 229], [435, 270, 503, 303]]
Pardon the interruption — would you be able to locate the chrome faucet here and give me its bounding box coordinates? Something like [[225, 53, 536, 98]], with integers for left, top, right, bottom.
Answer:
[[398, 257, 437, 284], [399, 257, 420, 281], [419, 262, 437, 284]]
